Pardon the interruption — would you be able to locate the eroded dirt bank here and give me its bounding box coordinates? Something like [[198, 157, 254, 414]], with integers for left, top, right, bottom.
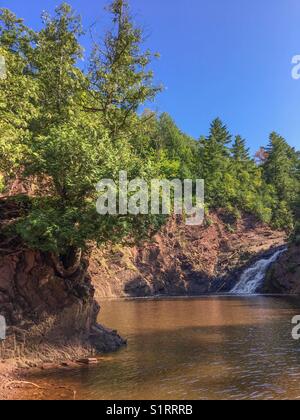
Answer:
[[0, 248, 125, 366], [90, 211, 287, 299]]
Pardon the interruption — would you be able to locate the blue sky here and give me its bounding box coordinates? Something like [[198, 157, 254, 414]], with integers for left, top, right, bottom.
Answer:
[[2, 0, 300, 153]]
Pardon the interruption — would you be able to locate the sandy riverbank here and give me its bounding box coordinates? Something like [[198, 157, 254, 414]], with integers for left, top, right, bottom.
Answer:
[[0, 357, 106, 400], [0, 361, 23, 400]]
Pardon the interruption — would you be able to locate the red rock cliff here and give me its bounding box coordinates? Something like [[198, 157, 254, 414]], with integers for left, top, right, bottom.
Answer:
[[0, 249, 125, 361]]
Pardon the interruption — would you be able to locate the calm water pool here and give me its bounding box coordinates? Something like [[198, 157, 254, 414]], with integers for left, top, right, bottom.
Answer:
[[28, 296, 300, 400]]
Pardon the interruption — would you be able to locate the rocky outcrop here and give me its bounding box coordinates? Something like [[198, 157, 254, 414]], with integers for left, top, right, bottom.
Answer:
[[0, 250, 126, 362], [90, 211, 287, 299], [0, 205, 288, 363], [263, 244, 300, 294]]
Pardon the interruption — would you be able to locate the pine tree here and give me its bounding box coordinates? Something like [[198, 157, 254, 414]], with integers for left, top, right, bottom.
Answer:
[[207, 118, 231, 151], [262, 132, 299, 229], [263, 132, 298, 202], [0, 8, 34, 55], [7, 2, 162, 262], [32, 3, 85, 132], [294, 153, 300, 221], [0, 9, 37, 176], [199, 118, 232, 206], [232, 135, 250, 162], [87, 0, 161, 140], [1, 1, 299, 258]]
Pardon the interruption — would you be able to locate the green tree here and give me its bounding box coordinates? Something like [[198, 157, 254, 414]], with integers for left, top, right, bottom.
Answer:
[[86, 0, 161, 140], [1, 1, 299, 272], [31, 3, 85, 133], [155, 113, 198, 179], [199, 118, 232, 207], [231, 135, 250, 162], [262, 132, 300, 230], [0, 10, 37, 178], [4, 1, 162, 275]]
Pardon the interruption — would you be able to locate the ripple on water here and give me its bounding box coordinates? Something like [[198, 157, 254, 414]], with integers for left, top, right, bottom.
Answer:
[[26, 296, 300, 400]]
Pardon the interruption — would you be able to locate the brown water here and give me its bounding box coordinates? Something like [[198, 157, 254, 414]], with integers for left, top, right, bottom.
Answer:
[[28, 296, 300, 400]]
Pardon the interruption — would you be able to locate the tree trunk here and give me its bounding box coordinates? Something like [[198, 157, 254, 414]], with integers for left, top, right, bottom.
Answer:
[[51, 247, 82, 278]]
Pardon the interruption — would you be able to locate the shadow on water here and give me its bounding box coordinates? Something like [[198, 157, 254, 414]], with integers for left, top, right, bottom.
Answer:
[[28, 296, 300, 400]]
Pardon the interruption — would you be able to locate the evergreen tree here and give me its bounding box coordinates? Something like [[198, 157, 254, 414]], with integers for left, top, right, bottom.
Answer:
[[262, 132, 300, 229], [294, 153, 300, 221], [0, 2, 163, 269], [87, 0, 161, 140], [0, 9, 37, 176], [0, 0, 299, 265], [0, 8, 34, 55], [199, 118, 232, 207], [228, 135, 263, 217], [32, 3, 85, 132], [263, 133, 298, 202], [207, 118, 231, 152], [156, 113, 198, 179], [232, 135, 250, 162]]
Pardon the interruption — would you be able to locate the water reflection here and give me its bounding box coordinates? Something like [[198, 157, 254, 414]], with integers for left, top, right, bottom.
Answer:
[[28, 296, 300, 400]]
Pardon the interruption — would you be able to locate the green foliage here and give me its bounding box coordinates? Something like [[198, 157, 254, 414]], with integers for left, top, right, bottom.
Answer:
[[0, 173, 5, 193], [197, 118, 232, 207], [0, 0, 299, 260], [0, 1, 164, 255], [0, 10, 35, 182], [231, 135, 250, 162], [155, 113, 198, 179], [291, 222, 300, 246], [262, 133, 300, 230], [0, 29, 37, 174], [32, 4, 85, 133], [87, 0, 162, 140]]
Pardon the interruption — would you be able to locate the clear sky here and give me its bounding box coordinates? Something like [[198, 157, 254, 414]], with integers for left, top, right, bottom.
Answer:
[[2, 0, 300, 153]]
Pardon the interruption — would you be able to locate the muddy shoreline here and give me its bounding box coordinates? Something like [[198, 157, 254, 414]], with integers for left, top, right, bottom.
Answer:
[[0, 361, 23, 400], [0, 355, 112, 400]]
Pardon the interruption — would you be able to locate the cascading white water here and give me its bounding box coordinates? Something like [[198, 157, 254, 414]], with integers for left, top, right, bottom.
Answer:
[[230, 248, 287, 295]]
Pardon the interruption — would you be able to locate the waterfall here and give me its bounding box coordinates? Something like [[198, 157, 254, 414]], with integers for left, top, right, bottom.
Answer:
[[230, 248, 287, 295]]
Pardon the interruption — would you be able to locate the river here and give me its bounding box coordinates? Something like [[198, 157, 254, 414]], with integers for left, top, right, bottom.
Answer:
[[27, 295, 300, 400]]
